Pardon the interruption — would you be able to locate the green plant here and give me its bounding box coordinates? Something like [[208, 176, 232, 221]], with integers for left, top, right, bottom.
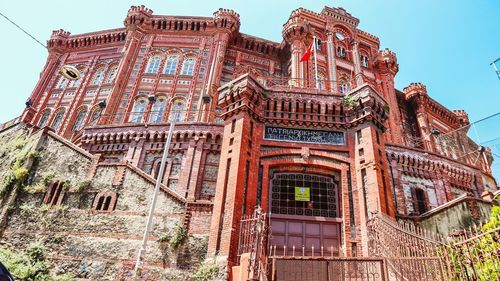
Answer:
[[0, 242, 75, 281], [169, 223, 187, 249], [24, 182, 47, 193], [19, 203, 36, 216], [42, 172, 56, 186], [40, 204, 51, 212], [342, 95, 357, 109], [74, 180, 91, 192], [157, 234, 170, 243], [192, 260, 222, 281]]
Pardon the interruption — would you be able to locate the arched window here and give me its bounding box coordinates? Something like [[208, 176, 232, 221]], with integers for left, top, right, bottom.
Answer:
[[129, 98, 148, 123], [168, 99, 185, 122], [91, 68, 105, 85], [72, 109, 87, 131], [56, 77, 68, 89], [88, 107, 103, 126], [360, 55, 369, 68], [317, 73, 326, 90], [336, 46, 346, 59], [51, 109, 65, 131], [339, 83, 349, 94], [149, 97, 167, 123], [163, 55, 179, 75], [93, 191, 117, 211], [145, 56, 161, 74], [181, 58, 196, 76], [105, 65, 118, 84], [38, 110, 51, 128]]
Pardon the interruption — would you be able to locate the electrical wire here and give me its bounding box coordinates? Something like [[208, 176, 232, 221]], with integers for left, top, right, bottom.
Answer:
[[0, 10, 47, 49]]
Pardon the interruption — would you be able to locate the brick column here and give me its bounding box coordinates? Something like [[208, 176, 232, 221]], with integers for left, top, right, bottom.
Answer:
[[352, 41, 364, 87], [326, 30, 337, 92]]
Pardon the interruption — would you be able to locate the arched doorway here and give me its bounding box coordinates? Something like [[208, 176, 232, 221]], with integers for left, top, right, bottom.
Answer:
[[269, 173, 341, 257]]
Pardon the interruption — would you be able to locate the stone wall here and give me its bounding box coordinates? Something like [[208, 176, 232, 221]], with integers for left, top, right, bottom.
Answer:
[[416, 196, 493, 237], [0, 125, 210, 280]]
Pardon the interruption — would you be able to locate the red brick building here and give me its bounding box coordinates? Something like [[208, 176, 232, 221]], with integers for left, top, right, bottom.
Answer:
[[17, 4, 496, 279]]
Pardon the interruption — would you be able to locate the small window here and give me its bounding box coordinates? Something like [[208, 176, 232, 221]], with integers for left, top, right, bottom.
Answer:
[[359, 148, 364, 158], [339, 83, 349, 94], [149, 97, 167, 123], [129, 99, 147, 123], [168, 99, 185, 122], [72, 109, 87, 131], [415, 189, 427, 215], [181, 58, 196, 76], [51, 110, 65, 131], [91, 68, 105, 85], [231, 119, 236, 133], [43, 181, 65, 206], [89, 107, 103, 126], [56, 77, 68, 89], [38, 111, 51, 128], [146, 56, 161, 74], [317, 73, 326, 90], [105, 65, 118, 84], [163, 55, 179, 75], [337, 46, 346, 59], [361, 55, 369, 68], [93, 191, 117, 211], [356, 130, 363, 145], [316, 39, 322, 51]]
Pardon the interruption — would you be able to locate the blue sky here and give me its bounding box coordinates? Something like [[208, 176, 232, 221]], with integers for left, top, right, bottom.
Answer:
[[0, 0, 499, 178]]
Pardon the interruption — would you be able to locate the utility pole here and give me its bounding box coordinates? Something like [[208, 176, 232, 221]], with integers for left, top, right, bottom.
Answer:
[[133, 109, 179, 280]]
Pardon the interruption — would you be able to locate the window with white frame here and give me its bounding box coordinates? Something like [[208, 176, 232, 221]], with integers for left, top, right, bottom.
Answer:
[[72, 109, 87, 131], [51, 110, 65, 131], [149, 97, 167, 123], [336, 46, 346, 59], [339, 83, 349, 94], [91, 68, 105, 85], [163, 55, 179, 75], [181, 58, 195, 76], [105, 65, 118, 83], [129, 99, 147, 123], [56, 77, 68, 89], [168, 99, 185, 122], [38, 111, 51, 128], [361, 55, 369, 67], [145, 56, 161, 74]]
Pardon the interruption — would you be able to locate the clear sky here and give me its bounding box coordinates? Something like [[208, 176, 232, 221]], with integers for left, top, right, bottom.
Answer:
[[0, 0, 499, 178]]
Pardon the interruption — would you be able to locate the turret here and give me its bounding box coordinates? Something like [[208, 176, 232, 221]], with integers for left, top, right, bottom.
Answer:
[[47, 29, 71, 52], [124, 5, 153, 31], [213, 8, 240, 35], [403, 82, 427, 101], [453, 110, 470, 127], [374, 48, 399, 75]]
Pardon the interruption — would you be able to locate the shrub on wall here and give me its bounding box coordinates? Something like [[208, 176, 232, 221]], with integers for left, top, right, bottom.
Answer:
[[0, 242, 75, 281]]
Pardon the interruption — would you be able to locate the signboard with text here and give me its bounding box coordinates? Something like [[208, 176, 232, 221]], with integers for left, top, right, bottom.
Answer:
[[264, 126, 345, 145], [295, 187, 310, 201]]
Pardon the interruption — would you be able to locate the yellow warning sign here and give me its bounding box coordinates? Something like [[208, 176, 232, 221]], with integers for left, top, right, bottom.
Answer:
[[295, 187, 310, 201]]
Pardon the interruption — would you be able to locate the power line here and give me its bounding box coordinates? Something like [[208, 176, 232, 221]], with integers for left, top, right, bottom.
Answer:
[[0, 10, 47, 49]]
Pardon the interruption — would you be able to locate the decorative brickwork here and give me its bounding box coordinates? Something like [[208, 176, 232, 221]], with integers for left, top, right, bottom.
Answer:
[[1, 4, 496, 280]]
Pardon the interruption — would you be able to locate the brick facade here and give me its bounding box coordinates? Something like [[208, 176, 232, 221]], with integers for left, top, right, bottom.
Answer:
[[4, 4, 496, 280]]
